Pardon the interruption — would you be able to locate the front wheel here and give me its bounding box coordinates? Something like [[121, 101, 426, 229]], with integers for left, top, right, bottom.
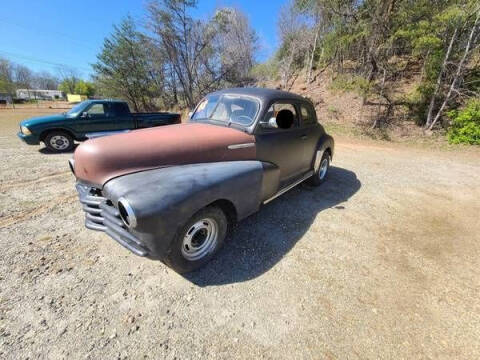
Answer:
[[165, 206, 227, 273], [308, 150, 330, 186], [44, 131, 74, 153]]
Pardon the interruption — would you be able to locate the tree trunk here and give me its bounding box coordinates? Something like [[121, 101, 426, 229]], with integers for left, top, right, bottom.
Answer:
[[306, 26, 319, 84], [425, 27, 458, 128], [428, 10, 480, 130]]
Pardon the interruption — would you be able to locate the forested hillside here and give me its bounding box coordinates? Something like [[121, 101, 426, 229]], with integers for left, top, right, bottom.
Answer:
[[255, 0, 480, 143]]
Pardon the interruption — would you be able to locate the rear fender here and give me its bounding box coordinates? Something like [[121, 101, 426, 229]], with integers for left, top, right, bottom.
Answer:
[[316, 134, 335, 161]]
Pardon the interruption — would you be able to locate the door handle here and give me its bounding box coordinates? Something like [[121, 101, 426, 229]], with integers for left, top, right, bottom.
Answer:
[[301, 135, 308, 140]]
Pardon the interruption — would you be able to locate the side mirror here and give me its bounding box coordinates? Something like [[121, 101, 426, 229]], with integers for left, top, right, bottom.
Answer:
[[80, 112, 88, 118], [188, 111, 193, 119], [261, 117, 278, 129]]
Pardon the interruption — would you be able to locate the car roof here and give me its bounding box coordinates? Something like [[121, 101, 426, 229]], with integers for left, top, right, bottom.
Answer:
[[208, 87, 310, 104]]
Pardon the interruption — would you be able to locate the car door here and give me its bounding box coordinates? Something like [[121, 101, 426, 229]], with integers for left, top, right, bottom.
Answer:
[[255, 101, 306, 186], [75, 102, 117, 134], [109, 102, 135, 130], [299, 102, 322, 171]]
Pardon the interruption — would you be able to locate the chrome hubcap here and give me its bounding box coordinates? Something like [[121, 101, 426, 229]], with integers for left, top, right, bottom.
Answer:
[[50, 135, 70, 150], [314, 151, 329, 180], [181, 218, 218, 261], [319, 158, 329, 180]]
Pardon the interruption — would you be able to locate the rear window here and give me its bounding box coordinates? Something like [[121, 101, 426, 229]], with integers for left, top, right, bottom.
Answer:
[[300, 104, 317, 126], [111, 102, 130, 115]]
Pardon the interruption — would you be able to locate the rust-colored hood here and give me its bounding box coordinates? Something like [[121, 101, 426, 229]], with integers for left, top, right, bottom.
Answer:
[[73, 123, 256, 186]]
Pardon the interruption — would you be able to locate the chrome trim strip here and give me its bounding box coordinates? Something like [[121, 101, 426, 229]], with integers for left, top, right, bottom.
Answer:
[[263, 171, 313, 205], [85, 130, 130, 139], [227, 143, 255, 150], [68, 158, 75, 174]]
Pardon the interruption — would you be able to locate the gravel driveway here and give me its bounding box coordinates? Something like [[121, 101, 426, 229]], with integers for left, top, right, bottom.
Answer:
[[1, 111, 480, 359]]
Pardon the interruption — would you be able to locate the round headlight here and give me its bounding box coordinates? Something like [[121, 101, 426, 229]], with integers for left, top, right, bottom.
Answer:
[[21, 126, 31, 135], [118, 198, 137, 228]]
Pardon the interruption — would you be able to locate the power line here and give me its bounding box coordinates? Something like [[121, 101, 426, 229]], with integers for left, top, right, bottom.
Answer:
[[0, 50, 92, 73], [0, 17, 99, 52]]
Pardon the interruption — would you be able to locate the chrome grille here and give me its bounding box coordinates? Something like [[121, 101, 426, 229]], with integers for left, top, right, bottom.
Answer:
[[76, 183, 148, 256]]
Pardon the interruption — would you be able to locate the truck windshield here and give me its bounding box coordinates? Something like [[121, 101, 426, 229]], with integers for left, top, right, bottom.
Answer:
[[66, 101, 90, 117], [191, 95, 259, 126]]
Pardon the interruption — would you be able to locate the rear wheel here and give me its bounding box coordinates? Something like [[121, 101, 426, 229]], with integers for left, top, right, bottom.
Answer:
[[44, 131, 74, 153], [165, 206, 227, 273], [308, 150, 330, 186]]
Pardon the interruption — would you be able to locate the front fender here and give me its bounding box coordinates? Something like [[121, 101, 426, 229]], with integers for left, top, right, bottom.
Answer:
[[102, 161, 263, 259], [37, 125, 80, 140]]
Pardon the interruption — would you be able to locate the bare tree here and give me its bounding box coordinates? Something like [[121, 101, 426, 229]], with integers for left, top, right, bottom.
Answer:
[[277, 1, 311, 89], [427, 9, 480, 130], [425, 27, 458, 128], [148, 0, 210, 108], [14, 65, 34, 91], [33, 71, 59, 90], [147, 0, 257, 108], [213, 8, 258, 84], [56, 66, 81, 94]]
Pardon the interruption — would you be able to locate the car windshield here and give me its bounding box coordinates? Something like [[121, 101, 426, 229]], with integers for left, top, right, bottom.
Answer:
[[191, 94, 259, 126], [66, 101, 90, 117]]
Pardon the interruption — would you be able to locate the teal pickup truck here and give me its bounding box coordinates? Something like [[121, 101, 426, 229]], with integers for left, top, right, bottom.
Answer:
[[18, 99, 181, 152]]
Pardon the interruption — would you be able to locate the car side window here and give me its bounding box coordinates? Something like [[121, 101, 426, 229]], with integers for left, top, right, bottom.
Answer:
[[300, 104, 317, 126], [87, 104, 105, 117], [265, 102, 298, 130]]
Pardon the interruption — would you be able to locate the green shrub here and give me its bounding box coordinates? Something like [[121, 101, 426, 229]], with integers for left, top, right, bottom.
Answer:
[[447, 99, 480, 145], [329, 74, 371, 98]]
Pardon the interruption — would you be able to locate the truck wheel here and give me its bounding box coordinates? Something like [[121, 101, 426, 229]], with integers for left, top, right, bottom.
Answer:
[[165, 206, 228, 273], [44, 131, 74, 153], [308, 150, 330, 186]]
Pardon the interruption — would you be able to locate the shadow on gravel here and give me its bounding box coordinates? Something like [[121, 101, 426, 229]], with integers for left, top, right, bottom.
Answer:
[[185, 166, 361, 286], [38, 144, 78, 154]]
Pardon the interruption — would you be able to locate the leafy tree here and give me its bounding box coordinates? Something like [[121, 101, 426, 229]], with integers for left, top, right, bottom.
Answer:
[[74, 80, 95, 97], [0, 58, 15, 95], [93, 16, 159, 111], [58, 77, 78, 94]]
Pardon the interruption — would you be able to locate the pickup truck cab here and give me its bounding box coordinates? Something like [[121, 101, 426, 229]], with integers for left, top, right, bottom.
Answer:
[[18, 99, 180, 152], [71, 88, 334, 273]]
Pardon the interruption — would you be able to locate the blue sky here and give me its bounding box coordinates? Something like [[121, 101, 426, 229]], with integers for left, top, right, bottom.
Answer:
[[0, 0, 285, 79]]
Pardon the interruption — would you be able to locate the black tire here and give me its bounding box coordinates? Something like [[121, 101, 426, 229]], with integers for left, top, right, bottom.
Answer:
[[307, 150, 330, 186], [165, 206, 228, 273], [44, 131, 74, 153]]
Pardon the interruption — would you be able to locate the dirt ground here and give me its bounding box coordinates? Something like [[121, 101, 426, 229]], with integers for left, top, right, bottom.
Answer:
[[1, 109, 480, 359]]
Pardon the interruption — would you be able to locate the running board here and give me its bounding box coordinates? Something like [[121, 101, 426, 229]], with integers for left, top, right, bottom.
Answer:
[[263, 171, 313, 205], [85, 130, 131, 139]]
